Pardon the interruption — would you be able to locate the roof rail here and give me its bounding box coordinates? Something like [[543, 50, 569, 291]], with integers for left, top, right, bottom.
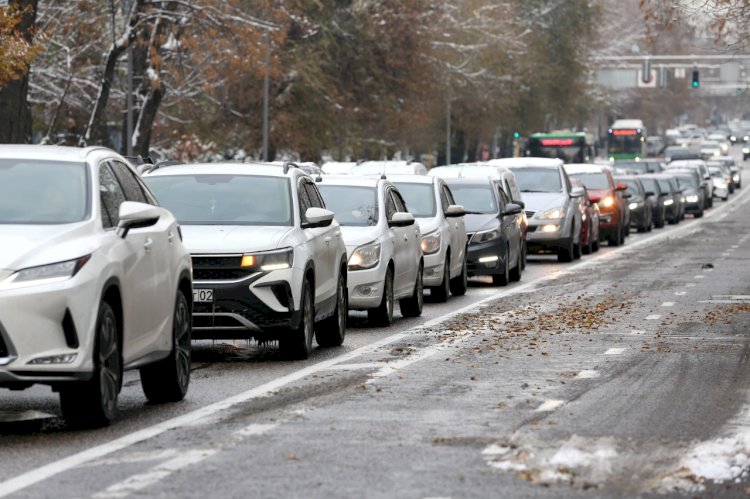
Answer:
[[283, 161, 300, 174], [124, 155, 153, 166]]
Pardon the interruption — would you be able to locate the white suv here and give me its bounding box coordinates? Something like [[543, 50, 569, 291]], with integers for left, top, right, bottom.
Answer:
[[0, 146, 193, 427], [145, 163, 348, 359], [390, 175, 468, 301], [316, 176, 424, 325]]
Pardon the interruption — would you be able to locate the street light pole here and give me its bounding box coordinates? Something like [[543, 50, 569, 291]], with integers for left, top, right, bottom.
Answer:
[[446, 99, 451, 166]]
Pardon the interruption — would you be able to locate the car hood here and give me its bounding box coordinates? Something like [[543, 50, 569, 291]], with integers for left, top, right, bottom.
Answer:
[[464, 213, 500, 233], [0, 222, 97, 272], [521, 192, 569, 213], [415, 217, 440, 235], [339, 226, 381, 257], [180, 225, 293, 254]]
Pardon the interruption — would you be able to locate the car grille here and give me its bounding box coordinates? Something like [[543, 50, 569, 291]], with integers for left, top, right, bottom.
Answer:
[[0, 334, 7, 358], [192, 255, 254, 281], [466, 232, 475, 244], [525, 210, 536, 218]]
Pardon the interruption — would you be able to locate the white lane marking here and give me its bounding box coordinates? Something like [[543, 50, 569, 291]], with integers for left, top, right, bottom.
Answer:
[[713, 295, 750, 300], [685, 283, 697, 288], [81, 450, 179, 468], [92, 450, 218, 499], [646, 314, 662, 320], [675, 291, 687, 296], [662, 302, 675, 307], [576, 370, 600, 379], [536, 400, 565, 412], [631, 330, 646, 335], [732, 245, 740, 249], [323, 362, 381, 371], [2, 184, 749, 498], [695, 275, 706, 279], [604, 348, 626, 355]]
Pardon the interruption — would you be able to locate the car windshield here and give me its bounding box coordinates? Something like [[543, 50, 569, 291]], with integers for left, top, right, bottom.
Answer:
[[657, 179, 672, 192], [709, 168, 723, 178], [615, 161, 651, 174], [447, 183, 497, 214], [568, 172, 610, 190], [316, 185, 378, 226], [0, 159, 88, 224], [619, 179, 641, 196], [391, 182, 436, 218], [145, 174, 292, 225], [509, 167, 563, 193], [639, 178, 660, 193], [674, 175, 697, 188]]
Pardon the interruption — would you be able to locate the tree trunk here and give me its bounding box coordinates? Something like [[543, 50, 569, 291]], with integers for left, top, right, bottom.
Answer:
[[133, 84, 164, 157], [0, 0, 38, 144]]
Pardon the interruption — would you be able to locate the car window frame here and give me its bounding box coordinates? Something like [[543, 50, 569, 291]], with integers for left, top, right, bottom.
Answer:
[[98, 161, 128, 230]]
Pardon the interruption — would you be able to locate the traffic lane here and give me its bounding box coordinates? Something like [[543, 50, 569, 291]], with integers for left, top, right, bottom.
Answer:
[[0, 168, 745, 489], [23, 177, 750, 499]]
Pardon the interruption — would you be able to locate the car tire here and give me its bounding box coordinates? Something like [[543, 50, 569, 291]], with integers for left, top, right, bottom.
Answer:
[[449, 256, 468, 296], [573, 239, 582, 260], [140, 291, 191, 403], [695, 209, 704, 218], [509, 248, 522, 282], [608, 224, 622, 247], [400, 262, 423, 318], [582, 231, 592, 254], [316, 271, 347, 347], [559, 234, 575, 261], [279, 281, 314, 360], [592, 237, 600, 252], [521, 241, 527, 270], [492, 248, 510, 285], [430, 255, 450, 303], [369, 267, 394, 326], [60, 301, 121, 428]]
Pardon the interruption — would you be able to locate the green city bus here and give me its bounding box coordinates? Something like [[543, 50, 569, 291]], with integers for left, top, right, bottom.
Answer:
[[607, 119, 647, 161], [525, 131, 595, 163]]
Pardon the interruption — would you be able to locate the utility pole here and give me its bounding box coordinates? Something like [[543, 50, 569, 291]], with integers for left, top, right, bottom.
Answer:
[[446, 99, 451, 166], [262, 27, 270, 162], [125, 0, 134, 156]]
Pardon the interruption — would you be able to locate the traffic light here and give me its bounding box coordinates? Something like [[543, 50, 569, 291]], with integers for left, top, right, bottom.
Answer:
[[513, 132, 520, 139], [691, 69, 700, 88]]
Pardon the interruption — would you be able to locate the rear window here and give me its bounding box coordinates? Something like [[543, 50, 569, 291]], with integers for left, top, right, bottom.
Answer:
[[446, 183, 497, 214], [391, 182, 436, 218], [508, 167, 563, 193], [568, 172, 610, 190], [316, 185, 378, 226]]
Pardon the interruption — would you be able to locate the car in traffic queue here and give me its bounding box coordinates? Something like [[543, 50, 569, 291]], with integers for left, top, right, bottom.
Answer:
[[670, 170, 705, 218], [315, 176, 424, 325], [145, 162, 349, 360], [649, 174, 683, 223], [699, 140, 723, 160], [614, 175, 653, 233], [490, 158, 584, 262], [428, 163, 528, 267], [0, 145, 194, 428], [707, 165, 730, 201], [570, 179, 601, 254], [613, 159, 665, 175], [665, 159, 713, 208], [347, 160, 428, 176], [389, 176, 469, 302], [710, 156, 741, 189], [636, 175, 669, 228], [440, 177, 524, 284], [564, 164, 629, 247]]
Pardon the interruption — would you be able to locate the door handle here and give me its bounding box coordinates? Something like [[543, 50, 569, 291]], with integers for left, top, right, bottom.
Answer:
[[144, 238, 153, 253]]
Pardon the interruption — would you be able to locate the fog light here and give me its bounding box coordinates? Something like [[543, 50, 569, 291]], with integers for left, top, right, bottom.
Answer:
[[628, 202, 638, 210], [357, 285, 372, 296], [478, 255, 499, 263], [541, 224, 558, 233], [29, 353, 77, 365]]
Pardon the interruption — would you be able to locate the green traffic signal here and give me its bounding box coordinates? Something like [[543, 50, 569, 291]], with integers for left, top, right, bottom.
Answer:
[[513, 132, 520, 139], [691, 70, 699, 88]]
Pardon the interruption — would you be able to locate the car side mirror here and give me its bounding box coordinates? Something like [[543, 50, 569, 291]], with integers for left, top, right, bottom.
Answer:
[[644, 191, 655, 197], [117, 201, 161, 238], [615, 182, 629, 191], [445, 204, 465, 218], [659, 192, 669, 197], [513, 200, 525, 209], [570, 186, 585, 198], [502, 203, 523, 217], [621, 192, 632, 199], [389, 211, 415, 227], [302, 207, 335, 229], [588, 194, 601, 203]]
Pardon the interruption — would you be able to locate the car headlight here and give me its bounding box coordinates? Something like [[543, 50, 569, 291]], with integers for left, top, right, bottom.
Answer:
[[420, 230, 441, 255], [536, 207, 566, 220], [241, 248, 294, 272], [599, 196, 615, 208], [734, 174, 740, 182], [744, 135, 749, 142], [686, 195, 699, 203], [628, 202, 639, 210], [348, 241, 381, 270], [0, 255, 91, 289], [663, 199, 674, 206], [472, 228, 501, 244], [744, 147, 750, 154]]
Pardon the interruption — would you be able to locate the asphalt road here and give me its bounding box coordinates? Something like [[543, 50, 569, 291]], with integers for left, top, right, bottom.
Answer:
[[3, 163, 750, 498]]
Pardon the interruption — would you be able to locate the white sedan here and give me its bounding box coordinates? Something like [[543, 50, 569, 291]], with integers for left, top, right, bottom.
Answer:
[[317, 176, 424, 325], [0, 145, 193, 428]]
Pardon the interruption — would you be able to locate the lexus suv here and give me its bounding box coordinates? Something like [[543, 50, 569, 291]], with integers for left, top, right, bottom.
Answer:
[[0, 146, 193, 428], [316, 176, 424, 325], [145, 163, 348, 360]]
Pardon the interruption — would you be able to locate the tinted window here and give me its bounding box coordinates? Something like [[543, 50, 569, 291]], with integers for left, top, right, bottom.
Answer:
[[0, 159, 88, 224], [392, 182, 436, 218], [298, 180, 312, 222], [145, 174, 292, 225], [304, 182, 325, 209], [446, 183, 497, 214], [110, 160, 148, 203], [99, 163, 127, 228], [385, 189, 397, 219], [391, 190, 407, 213], [569, 172, 611, 190], [317, 185, 378, 227], [508, 167, 563, 193]]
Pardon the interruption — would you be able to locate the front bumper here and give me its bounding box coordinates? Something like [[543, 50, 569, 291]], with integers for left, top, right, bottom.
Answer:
[[629, 205, 648, 227], [466, 238, 507, 276], [525, 218, 570, 251], [422, 250, 446, 287], [348, 259, 388, 310], [192, 267, 303, 339]]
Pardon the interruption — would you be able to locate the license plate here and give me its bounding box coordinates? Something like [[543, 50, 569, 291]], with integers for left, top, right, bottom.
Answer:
[[193, 289, 214, 303]]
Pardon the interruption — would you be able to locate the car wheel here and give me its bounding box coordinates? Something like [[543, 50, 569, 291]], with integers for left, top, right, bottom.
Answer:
[[369, 267, 394, 326], [509, 248, 522, 282], [60, 301, 121, 428], [521, 241, 527, 270], [695, 209, 704, 218], [558, 234, 575, 262], [316, 271, 347, 347], [493, 247, 511, 285], [608, 225, 622, 247], [140, 291, 191, 403], [279, 281, 314, 359], [400, 262, 423, 318], [573, 239, 582, 260], [592, 237, 600, 252], [449, 255, 468, 296], [430, 255, 450, 302]]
